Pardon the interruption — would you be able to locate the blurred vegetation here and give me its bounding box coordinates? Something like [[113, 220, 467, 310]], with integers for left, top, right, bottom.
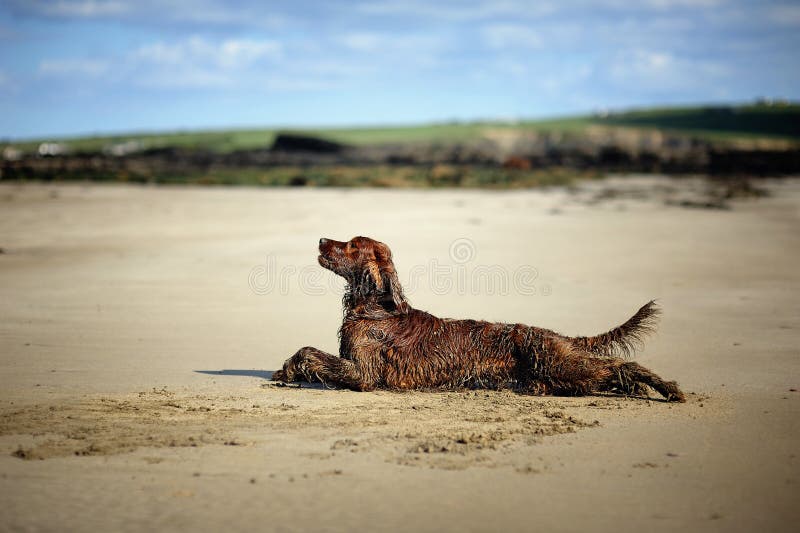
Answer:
[[594, 103, 800, 140], [4, 103, 797, 156], [64, 165, 596, 189], [3, 103, 798, 188]]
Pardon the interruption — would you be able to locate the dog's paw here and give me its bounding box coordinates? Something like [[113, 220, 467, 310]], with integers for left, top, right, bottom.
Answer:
[[667, 391, 686, 403], [665, 382, 686, 403], [273, 362, 298, 382]]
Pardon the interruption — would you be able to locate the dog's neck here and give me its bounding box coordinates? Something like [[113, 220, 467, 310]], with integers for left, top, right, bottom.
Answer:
[[342, 278, 408, 319]]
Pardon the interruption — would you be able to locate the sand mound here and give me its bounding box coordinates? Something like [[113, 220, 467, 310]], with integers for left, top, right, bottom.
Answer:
[[1, 386, 602, 469]]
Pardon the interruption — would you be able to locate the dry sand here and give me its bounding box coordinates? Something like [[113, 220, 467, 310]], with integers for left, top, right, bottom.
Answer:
[[0, 177, 798, 532]]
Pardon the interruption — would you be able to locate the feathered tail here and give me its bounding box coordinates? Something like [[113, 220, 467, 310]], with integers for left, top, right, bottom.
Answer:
[[571, 300, 661, 358]]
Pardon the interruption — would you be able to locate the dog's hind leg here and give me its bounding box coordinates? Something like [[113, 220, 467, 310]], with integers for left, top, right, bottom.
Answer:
[[521, 336, 611, 396], [602, 360, 686, 402], [519, 335, 685, 402]]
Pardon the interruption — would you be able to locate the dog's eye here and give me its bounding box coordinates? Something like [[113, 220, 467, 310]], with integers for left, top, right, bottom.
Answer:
[[350, 242, 358, 251]]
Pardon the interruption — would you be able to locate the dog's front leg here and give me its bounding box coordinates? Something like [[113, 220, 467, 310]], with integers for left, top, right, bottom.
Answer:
[[272, 347, 372, 390]]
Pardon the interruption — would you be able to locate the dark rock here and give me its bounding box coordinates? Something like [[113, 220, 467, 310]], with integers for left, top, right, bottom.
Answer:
[[271, 133, 345, 153]]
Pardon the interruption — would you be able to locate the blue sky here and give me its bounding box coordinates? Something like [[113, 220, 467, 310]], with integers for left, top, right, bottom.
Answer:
[[1, 0, 798, 139]]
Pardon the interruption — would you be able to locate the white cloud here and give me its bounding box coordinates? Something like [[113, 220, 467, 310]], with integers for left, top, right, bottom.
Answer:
[[17, 2, 760, 102], [357, 1, 559, 22], [497, 59, 528, 77], [357, 0, 723, 22], [137, 68, 233, 89], [636, 51, 673, 71], [128, 36, 284, 88], [38, 58, 109, 76], [12, 0, 731, 35], [610, 50, 677, 81], [482, 24, 542, 49], [536, 64, 594, 93], [608, 49, 730, 92], [340, 33, 384, 52], [639, 0, 723, 8], [32, 35, 366, 92], [338, 31, 444, 55], [33, 36, 287, 90], [135, 37, 282, 69], [217, 39, 282, 67], [287, 58, 374, 78], [335, 32, 446, 72], [14, 0, 287, 30], [263, 76, 341, 92], [135, 42, 183, 64], [767, 4, 800, 26], [39, 0, 130, 17], [130, 37, 356, 91], [162, 1, 287, 28]]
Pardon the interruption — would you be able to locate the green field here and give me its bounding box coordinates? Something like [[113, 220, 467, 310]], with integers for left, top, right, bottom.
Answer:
[[595, 103, 800, 140], [4, 102, 797, 156], [4, 119, 591, 155]]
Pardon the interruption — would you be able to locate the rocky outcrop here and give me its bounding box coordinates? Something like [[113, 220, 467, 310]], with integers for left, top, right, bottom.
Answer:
[[2, 130, 799, 182]]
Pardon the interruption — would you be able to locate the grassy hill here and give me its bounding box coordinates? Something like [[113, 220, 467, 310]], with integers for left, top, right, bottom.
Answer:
[[3, 102, 798, 156], [4, 119, 589, 155], [594, 103, 800, 140]]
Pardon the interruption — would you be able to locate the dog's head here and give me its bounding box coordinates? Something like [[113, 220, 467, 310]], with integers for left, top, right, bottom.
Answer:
[[318, 236, 408, 314]]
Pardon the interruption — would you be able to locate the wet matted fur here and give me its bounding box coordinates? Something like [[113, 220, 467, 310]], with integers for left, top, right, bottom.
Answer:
[[273, 236, 685, 402]]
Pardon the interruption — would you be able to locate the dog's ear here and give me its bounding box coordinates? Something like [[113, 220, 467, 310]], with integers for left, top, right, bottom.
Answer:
[[373, 242, 408, 314], [367, 261, 384, 290], [381, 266, 409, 314]]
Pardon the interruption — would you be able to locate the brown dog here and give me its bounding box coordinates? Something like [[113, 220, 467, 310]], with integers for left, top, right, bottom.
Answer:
[[273, 236, 685, 402]]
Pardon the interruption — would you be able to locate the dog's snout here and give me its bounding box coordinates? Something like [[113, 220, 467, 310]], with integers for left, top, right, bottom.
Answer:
[[319, 238, 328, 246]]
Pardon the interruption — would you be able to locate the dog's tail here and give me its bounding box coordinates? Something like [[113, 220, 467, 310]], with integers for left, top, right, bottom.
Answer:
[[570, 300, 660, 358]]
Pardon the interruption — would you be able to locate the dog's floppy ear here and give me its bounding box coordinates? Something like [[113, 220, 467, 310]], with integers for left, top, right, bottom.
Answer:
[[367, 261, 384, 290], [373, 242, 408, 314], [382, 267, 409, 314]]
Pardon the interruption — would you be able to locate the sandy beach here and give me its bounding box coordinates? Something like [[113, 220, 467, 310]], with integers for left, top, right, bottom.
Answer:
[[1, 177, 798, 532]]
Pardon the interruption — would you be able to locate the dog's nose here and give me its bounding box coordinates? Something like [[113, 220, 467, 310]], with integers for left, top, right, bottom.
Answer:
[[319, 238, 328, 246]]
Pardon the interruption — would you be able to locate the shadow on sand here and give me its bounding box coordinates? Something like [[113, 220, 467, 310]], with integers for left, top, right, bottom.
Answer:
[[193, 371, 672, 399], [193, 369, 327, 389], [194, 369, 274, 380]]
